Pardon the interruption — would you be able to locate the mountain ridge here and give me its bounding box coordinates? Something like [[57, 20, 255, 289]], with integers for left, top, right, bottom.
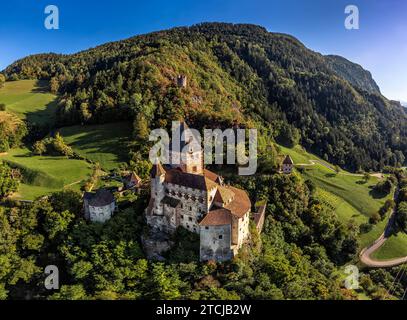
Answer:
[[2, 22, 406, 171], [324, 54, 381, 94]]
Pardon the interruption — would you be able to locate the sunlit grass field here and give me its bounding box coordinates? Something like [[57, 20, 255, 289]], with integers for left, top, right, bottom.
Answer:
[[0, 80, 57, 125], [59, 122, 132, 171], [1, 148, 92, 200]]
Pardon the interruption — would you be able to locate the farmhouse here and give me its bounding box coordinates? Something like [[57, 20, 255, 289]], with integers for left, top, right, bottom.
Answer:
[[84, 189, 116, 223], [145, 122, 257, 262], [282, 155, 294, 174]]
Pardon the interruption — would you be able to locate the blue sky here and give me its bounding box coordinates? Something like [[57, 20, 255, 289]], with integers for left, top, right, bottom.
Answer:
[[1, 0, 406, 101]]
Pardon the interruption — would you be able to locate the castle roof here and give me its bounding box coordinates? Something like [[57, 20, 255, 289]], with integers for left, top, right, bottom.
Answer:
[[200, 185, 251, 226], [213, 185, 235, 204], [84, 189, 115, 207], [151, 163, 166, 178], [199, 208, 232, 226], [283, 155, 294, 165], [203, 169, 223, 184], [164, 168, 217, 191], [223, 186, 251, 218]]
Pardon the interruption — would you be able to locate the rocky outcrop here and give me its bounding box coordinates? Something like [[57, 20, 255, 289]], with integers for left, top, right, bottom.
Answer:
[[141, 229, 174, 261]]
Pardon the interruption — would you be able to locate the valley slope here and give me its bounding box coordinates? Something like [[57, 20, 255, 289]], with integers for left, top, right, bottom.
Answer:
[[3, 23, 406, 172]]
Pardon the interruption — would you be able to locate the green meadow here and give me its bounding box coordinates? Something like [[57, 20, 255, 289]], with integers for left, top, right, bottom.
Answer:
[[0, 80, 58, 125], [59, 122, 133, 171], [1, 148, 92, 200], [371, 232, 407, 260]]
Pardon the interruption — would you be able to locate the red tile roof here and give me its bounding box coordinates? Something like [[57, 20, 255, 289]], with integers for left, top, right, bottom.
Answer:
[[164, 168, 217, 191], [223, 186, 251, 218], [199, 209, 232, 226]]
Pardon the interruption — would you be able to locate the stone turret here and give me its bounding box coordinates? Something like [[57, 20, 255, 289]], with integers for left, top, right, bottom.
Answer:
[[169, 121, 203, 175], [176, 75, 187, 88], [151, 163, 166, 216]]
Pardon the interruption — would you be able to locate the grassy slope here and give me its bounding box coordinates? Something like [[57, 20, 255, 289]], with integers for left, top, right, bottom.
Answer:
[[1, 148, 92, 200], [0, 80, 58, 125], [58, 122, 132, 171], [371, 233, 407, 260], [278, 144, 389, 217], [277, 144, 396, 252]]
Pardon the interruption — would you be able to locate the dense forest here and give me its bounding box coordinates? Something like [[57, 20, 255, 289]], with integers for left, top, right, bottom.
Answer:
[[3, 23, 406, 171], [1, 172, 405, 300]]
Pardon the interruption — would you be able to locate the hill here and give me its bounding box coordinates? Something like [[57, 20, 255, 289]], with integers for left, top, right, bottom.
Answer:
[[3, 23, 406, 172]]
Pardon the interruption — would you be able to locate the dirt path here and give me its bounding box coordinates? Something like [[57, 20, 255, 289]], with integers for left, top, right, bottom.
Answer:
[[297, 159, 337, 171], [296, 159, 384, 179], [63, 180, 83, 188], [359, 188, 407, 268], [360, 235, 407, 268]]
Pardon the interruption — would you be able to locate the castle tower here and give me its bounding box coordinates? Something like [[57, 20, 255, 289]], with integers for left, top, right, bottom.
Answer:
[[151, 163, 166, 215], [176, 75, 187, 88], [169, 121, 203, 175]]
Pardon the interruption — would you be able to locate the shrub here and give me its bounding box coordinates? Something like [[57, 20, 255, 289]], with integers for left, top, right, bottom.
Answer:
[[360, 223, 373, 234], [369, 212, 381, 225]]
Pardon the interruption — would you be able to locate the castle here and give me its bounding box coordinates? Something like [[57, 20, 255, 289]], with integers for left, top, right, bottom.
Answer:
[[145, 122, 256, 262]]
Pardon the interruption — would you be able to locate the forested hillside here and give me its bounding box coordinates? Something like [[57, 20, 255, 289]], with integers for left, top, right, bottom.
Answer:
[[3, 22, 406, 171], [324, 55, 381, 94]]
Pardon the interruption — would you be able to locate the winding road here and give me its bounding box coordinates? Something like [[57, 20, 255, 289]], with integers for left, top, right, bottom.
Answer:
[[359, 189, 407, 268]]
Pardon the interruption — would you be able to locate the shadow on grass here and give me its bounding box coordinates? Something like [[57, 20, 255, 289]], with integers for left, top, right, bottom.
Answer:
[[59, 123, 132, 165], [30, 80, 50, 93], [24, 99, 58, 126], [356, 180, 368, 185], [369, 187, 388, 199]]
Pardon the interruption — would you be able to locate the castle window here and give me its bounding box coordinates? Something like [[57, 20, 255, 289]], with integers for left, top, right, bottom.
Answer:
[[189, 206, 192, 211], [181, 215, 184, 219], [189, 217, 192, 222], [219, 235, 223, 240]]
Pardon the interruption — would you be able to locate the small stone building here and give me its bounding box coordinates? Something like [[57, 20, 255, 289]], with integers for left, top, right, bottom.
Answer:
[[282, 155, 294, 174], [176, 75, 187, 88], [84, 189, 116, 223]]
